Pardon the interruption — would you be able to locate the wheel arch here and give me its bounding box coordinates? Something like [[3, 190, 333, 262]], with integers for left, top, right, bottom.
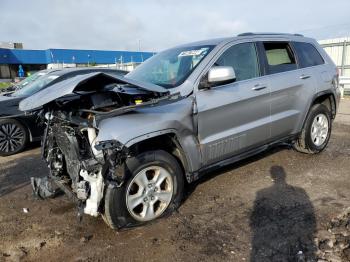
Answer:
[[300, 91, 336, 131], [311, 92, 336, 119], [126, 132, 192, 183], [13, 117, 33, 142]]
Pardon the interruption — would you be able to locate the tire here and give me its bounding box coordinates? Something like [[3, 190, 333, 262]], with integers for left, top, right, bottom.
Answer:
[[293, 103, 332, 154], [103, 150, 184, 229], [0, 119, 28, 156]]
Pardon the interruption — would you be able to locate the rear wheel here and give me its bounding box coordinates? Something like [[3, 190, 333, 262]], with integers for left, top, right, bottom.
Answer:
[[0, 119, 28, 156], [103, 150, 184, 229], [293, 104, 332, 154]]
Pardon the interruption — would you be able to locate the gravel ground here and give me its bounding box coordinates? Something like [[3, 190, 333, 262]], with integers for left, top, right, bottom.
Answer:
[[0, 99, 350, 262]]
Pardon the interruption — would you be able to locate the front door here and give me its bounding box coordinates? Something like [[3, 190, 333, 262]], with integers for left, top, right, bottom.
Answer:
[[196, 42, 270, 166]]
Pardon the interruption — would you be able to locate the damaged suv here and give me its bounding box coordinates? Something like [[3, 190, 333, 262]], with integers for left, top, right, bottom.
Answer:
[[20, 33, 341, 229]]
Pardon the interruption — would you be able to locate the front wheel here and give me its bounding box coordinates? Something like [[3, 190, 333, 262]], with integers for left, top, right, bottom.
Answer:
[[293, 104, 332, 154], [103, 150, 184, 229], [0, 119, 28, 156]]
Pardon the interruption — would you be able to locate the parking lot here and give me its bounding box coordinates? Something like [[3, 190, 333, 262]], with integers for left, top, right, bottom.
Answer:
[[0, 99, 349, 261]]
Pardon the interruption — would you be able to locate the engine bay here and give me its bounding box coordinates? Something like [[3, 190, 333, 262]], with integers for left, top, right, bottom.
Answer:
[[28, 73, 181, 218]]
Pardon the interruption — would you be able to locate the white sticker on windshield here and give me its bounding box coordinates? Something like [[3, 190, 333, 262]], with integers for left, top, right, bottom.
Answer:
[[178, 48, 209, 57]]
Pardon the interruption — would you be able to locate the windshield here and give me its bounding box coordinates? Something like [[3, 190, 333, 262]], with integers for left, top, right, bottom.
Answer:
[[14, 71, 47, 90], [13, 73, 59, 97], [126, 45, 214, 88]]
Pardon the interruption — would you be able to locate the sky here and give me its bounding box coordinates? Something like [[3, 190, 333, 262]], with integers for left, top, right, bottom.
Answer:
[[1, 0, 350, 52]]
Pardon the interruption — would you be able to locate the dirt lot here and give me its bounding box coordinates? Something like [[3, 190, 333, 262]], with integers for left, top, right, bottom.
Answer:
[[1, 100, 350, 262]]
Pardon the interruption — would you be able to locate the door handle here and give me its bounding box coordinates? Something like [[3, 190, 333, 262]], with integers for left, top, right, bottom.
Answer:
[[252, 84, 267, 91], [300, 74, 311, 80]]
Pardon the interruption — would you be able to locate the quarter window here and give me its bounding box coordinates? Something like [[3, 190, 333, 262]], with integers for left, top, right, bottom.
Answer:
[[263, 42, 297, 74], [293, 42, 324, 68], [215, 42, 260, 82]]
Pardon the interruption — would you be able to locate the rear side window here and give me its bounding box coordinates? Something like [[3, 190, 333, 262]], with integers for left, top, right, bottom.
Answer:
[[293, 42, 324, 68], [215, 42, 260, 81], [263, 42, 297, 74]]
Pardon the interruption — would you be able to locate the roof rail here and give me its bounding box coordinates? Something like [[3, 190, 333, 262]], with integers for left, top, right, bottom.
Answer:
[[237, 32, 255, 36], [237, 32, 304, 37]]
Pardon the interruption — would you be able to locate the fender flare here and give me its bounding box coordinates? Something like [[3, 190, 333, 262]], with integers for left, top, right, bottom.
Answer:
[[301, 91, 336, 130], [124, 129, 200, 178]]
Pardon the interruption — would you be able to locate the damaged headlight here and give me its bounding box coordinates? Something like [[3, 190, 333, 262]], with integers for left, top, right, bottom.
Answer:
[[94, 140, 123, 151]]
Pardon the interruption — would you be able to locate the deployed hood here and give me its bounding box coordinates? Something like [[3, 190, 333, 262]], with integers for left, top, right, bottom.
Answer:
[[19, 72, 169, 111]]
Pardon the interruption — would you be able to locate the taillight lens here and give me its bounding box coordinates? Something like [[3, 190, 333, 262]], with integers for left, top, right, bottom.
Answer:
[[336, 68, 340, 81], [333, 68, 340, 89]]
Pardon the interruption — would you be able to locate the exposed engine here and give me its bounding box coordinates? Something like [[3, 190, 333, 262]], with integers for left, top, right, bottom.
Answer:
[[42, 115, 106, 216], [29, 73, 178, 217]]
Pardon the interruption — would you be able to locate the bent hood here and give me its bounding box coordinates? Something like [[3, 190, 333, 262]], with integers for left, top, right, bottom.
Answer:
[[19, 72, 168, 111]]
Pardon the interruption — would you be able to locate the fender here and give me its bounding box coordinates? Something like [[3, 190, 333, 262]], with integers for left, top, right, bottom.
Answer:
[[124, 129, 201, 174], [13, 117, 34, 142], [95, 97, 202, 173]]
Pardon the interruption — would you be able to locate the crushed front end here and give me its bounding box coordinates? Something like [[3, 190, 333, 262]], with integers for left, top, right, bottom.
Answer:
[[21, 72, 180, 218], [42, 111, 127, 217]]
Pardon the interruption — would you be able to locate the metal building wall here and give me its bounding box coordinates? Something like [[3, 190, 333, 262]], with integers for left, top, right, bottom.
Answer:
[[319, 37, 350, 96], [0, 48, 154, 65]]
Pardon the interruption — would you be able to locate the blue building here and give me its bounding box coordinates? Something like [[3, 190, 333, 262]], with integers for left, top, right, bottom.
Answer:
[[0, 48, 154, 79]]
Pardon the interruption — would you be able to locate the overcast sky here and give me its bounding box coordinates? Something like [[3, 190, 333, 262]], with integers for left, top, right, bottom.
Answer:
[[1, 0, 350, 52]]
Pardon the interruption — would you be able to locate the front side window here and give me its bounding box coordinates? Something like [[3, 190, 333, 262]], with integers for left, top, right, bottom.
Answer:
[[263, 42, 297, 74], [215, 42, 260, 81], [292, 42, 324, 68], [126, 45, 214, 88]]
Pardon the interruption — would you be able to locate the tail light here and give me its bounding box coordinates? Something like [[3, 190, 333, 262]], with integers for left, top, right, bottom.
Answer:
[[336, 67, 340, 81], [334, 68, 340, 89]]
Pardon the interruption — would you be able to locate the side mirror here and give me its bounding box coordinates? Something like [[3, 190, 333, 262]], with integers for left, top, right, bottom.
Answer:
[[208, 66, 236, 85]]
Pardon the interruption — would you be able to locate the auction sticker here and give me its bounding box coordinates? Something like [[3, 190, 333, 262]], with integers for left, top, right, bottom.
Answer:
[[178, 48, 209, 57]]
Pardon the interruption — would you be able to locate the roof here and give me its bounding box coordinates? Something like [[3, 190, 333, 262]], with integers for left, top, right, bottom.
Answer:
[[0, 48, 155, 65], [178, 33, 308, 48], [236, 32, 304, 37]]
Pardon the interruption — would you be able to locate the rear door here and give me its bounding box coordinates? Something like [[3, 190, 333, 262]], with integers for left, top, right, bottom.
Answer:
[[196, 42, 270, 166], [292, 41, 332, 95], [291, 41, 332, 127], [258, 41, 316, 139]]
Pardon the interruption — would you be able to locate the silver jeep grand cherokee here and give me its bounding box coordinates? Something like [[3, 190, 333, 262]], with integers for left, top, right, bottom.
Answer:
[[20, 33, 341, 229]]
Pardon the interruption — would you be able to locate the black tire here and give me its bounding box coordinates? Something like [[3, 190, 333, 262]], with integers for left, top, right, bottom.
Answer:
[[0, 119, 28, 156], [293, 103, 332, 154], [103, 150, 184, 229]]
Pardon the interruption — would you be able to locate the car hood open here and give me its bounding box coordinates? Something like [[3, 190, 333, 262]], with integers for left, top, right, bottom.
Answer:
[[19, 72, 169, 111]]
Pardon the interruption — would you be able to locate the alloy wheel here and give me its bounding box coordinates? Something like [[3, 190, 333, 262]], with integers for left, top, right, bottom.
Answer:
[[310, 113, 329, 147], [0, 123, 25, 154], [126, 166, 174, 222]]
